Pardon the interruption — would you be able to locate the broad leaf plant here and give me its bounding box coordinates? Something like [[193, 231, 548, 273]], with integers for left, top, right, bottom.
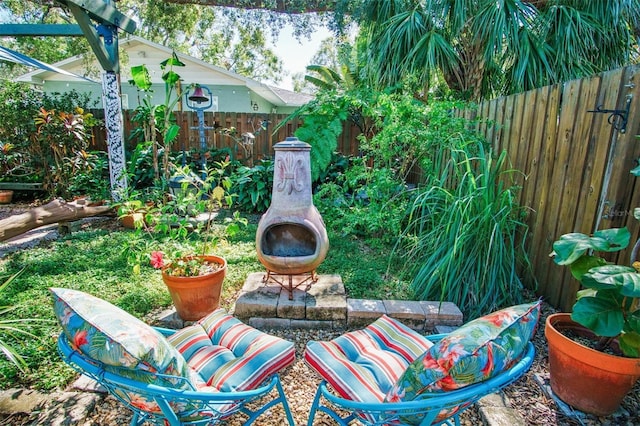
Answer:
[[551, 223, 640, 358]]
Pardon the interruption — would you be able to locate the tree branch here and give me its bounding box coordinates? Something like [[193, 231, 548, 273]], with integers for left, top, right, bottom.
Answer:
[[160, 0, 334, 14]]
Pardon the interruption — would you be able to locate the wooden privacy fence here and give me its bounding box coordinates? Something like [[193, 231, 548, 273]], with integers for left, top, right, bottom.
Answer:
[[88, 111, 363, 161], [457, 64, 640, 311]]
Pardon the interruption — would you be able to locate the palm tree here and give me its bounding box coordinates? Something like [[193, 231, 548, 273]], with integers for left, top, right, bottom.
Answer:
[[358, 0, 640, 100]]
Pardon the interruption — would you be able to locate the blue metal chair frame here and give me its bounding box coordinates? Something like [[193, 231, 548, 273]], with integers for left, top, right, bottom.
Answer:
[[58, 329, 295, 426], [307, 336, 535, 426]]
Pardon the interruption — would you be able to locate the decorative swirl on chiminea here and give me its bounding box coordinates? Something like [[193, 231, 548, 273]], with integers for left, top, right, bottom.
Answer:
[[276, 152, 304, 195], [256, 137, 329, 291]]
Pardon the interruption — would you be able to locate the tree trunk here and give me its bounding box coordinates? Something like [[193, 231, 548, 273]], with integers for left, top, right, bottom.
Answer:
[[0, 198, 114, 242]]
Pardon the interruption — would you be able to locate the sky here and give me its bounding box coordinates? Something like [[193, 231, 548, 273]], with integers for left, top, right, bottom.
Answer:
[[267, 25, 333, 91]]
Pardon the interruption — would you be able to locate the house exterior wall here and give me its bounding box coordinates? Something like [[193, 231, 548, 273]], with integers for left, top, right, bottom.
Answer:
[[41, 80, 299, 114]]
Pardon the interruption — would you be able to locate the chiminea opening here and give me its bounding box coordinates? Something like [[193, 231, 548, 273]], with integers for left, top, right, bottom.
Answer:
[[261, 223, 317, 257], [256, 137, 329, 299]]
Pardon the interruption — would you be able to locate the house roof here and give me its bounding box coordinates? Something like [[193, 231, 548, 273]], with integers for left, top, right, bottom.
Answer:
[[14, 35, 312, 108]]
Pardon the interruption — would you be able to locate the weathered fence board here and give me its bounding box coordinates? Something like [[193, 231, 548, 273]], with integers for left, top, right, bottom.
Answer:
[[89, 111, 363, 162], [459, 64, 640, 311]]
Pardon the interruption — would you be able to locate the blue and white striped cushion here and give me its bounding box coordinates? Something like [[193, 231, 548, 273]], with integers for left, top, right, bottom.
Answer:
[[304, 315, 433, 403], [167, 308, 295, 392]]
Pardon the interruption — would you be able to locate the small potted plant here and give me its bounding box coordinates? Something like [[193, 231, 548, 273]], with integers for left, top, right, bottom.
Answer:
[[116, 199, 151, 229], [547, 223, 640, 416]]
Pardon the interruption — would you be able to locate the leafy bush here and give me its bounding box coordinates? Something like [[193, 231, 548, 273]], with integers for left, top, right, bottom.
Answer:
[[231, 159, 274, 213], [67, 151, 111, 201], [32, 107, 99, 198], [0, 82, 43, 181], [395, 143, 530, 319], [314, 158, 410, 244]]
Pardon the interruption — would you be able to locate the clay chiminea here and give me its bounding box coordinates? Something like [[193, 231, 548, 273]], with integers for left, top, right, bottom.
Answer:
[[255, 137, 329, 298]]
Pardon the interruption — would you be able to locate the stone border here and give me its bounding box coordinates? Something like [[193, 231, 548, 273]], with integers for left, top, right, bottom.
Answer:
[[232, 272, 464, 332]]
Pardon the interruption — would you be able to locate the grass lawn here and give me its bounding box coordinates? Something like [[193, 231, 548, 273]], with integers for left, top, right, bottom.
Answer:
[[0, 215, 410, 391]]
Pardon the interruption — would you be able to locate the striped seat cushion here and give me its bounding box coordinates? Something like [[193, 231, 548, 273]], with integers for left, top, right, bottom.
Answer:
[[167, 308, 295, 392], [304, 315, 433, 403]]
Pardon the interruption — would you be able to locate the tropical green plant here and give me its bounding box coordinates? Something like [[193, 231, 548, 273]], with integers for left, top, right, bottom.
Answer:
[[549, 146, 640, 358], [121, 159, 246, 275], [395, 143, 529, 319], [0, 269, 40, 372], [314, 158, 410, 244], [129, 52, 186, 183], [551, 225, 640, 358], [67, 150, 111, 201], [231, 159, 274, 213]]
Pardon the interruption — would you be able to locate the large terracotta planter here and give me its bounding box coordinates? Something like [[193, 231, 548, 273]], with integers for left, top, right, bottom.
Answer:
[[161, 255, 226, 321], [545, 313, 640, 416]]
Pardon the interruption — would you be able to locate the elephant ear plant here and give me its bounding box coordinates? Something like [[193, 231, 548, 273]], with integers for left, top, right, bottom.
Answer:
[[551, 224, 640, 357]]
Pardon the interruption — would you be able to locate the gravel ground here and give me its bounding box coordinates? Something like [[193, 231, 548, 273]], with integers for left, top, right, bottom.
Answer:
[[1, 203, 639, 425]]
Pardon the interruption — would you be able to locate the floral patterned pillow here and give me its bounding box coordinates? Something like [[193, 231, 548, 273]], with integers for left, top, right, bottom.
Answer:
[[386, 301, 541, 403], [50, 287, 191, 389]]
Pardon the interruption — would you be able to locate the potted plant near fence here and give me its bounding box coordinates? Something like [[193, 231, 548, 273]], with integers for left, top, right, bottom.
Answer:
[[547, 224, 640, 416]]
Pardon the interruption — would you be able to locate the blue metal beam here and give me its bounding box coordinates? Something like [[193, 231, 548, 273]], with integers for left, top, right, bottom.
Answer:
[[0, 24, 84, 37]]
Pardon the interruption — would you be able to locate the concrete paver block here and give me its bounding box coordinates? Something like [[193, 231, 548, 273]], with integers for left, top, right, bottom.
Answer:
[[478, 392, 525, 426], [234, 273, 281, 318], [277, 287, 307, 319], [306, 275, 347, 321], [383, 299, 426, 330], [36, 391, 101, 426], [248, 317, 291, 330], [0, 388, 49, 415], [71, 375, 106, 393], [347, 298, 385, 327], [291, 319, 342, 329], [154, 308, 185, 329], [420, 301, 464, 330]]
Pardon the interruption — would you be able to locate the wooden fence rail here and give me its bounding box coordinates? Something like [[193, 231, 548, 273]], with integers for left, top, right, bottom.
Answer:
[[457, 64, 640, 311], [89, 111, 363, 161]]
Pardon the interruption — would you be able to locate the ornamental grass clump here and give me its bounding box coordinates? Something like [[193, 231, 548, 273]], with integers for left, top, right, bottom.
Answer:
[[394, 142, 530, 319]]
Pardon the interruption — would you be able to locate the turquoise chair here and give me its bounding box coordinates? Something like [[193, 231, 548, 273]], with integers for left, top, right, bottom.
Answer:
[[305, 303, 540, 426], [51, 288, 295, 426], [307, 339, 534, 426], [58, 327, 295, 426]]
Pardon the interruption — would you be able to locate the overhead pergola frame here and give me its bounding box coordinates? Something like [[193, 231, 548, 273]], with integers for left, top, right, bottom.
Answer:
[[0, 0, 136, 72], [0, 0, 137, 199]]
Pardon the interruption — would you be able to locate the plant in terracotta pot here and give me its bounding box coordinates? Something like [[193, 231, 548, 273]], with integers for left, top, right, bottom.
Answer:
[[149, 160, 246, 321], [548, 224, 640, 415], [115, 198, 154, 230]]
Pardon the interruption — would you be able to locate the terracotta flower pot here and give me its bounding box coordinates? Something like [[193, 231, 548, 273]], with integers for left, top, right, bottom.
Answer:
[[161, 255, 226, 321], [0, 190, 14, 204], [120, 213, 145, 229], [545, 313, 640, 416]]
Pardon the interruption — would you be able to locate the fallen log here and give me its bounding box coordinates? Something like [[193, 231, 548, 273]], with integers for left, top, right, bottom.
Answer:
[[0, 198, 114, 242]]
